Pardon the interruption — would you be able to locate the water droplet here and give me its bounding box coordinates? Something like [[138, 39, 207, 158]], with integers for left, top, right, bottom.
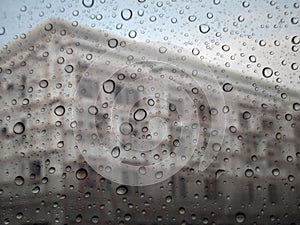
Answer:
[[223, 83, 233, 92], [138, 166, 147, 175], [121, 9, 132, 21], [124, 214, 131, 221], [173, 139, 180, 147], [88, 105, 98, 115], [14, 176, 24, 186], [57, 57, 65, 64], [129, 30, 137, 38], [262, 67, 273, 78], [292, 36, 300, 45], [178, 207, 186, 214], [134, 108, 147, 121], [229, 126, 237, 133], [249, 55, 256, 63], [82, 0, 94, 8], [192, 87, 199, 94], [192, 48, 200, 55], [117, 73, 125, 80], [32, 186, 40, 194], [206, 12, 214, 19], [159, 46, 167, 54], [103, 79, 115, 93], [199, 24, 210, 34], [272, 168, 280, 176], [41, 177, 48, 184], [242, 111, 251, 119], [116, 185, 128, 195], [288, 175, 295, 182], [91, 216, 99, 224], [65, 64, 74, 73], [188, 15, 197, 22], [242, 1, 250, 8], [75, 214, 82, 223], [212, 143, 221, 152], [166, 195, 172, 203], [222, 44, 230, 52], [76, 168, 88, 180], [155, 171, 163, 179], [48, 167, 56, 174], [0, 26, 5, 35], [291, 63, 298, 70], [39, 80, 48, 88], [293, 103, 300, 111], [86, 53, 93, 60], [111, 146, 120, 158], [119, 122, 133, 135], [291, 17, 299, 25], [16, 212, 23, 220], [108, 38, 118, 48], [13, 122, 25, 134], [245, 169, 254, 178], [147, 99, 155, 106], [169, 103, 176, 111], [54, 105, 65, 116], [45, 24, 53, 32], [213, 0, 221, 5], [235, 212, 246, 223]]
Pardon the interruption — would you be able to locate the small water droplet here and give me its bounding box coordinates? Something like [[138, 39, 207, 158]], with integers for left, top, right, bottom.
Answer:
[[138, 166, 147, 175], [165, 195, 172, 203], [108, 39, 118, 48], [0, 27, 6, 35], [116, 185, 128, 195], [121, 9, 133, 21], [103, 79, 115, 93], [221, 44, 230, 52], [262, 67, 273, 78], [134, 108, 147, 121], [245, 169, 254, 178], [39, 80, 48, 88], [199, 24, 210, 33], [235, 212, 246, 223], [155, 171, 163, 179], [223, 83, 233, 92], [14, 176, 24, 186], [65, 64, 74, 73], [32, 186, 40, 194], [169, 103, 176, 111], [75, 214, 82, 223], [76, 168, 88, 180], [128, 30, 137, 38], [111, 146, 120, 158], [13, 122, 25, 134], [288, 175, 295, 182], [242, 111, 251, 120], [82, 0, 94, 8], [91, 216, 99, 224], [178, 207, 185, 214], [292, 36, 300, 45], [119, 122, 133, 135], [249, 55, 256, 63], [54, 105, 65, 116], [212, 143, 221, 152], [272, 168, 280, 176], [293, 103, 300, 111], [88, 105, 98, 115]]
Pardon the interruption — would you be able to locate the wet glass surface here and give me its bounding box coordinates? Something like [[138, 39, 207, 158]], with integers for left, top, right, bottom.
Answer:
[[0, 1, 299, 224]]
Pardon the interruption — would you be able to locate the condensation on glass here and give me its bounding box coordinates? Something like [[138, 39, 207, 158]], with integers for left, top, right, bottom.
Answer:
[[0, 1, 299, 224]]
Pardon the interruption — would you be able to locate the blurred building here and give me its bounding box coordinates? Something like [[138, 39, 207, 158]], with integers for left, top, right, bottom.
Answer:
[[0, 19, 299, 225]]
